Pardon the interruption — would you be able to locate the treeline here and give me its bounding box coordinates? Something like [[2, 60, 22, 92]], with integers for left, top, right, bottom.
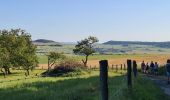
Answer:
[[0, 29, 38, 77], [104, 41, 170, 48]]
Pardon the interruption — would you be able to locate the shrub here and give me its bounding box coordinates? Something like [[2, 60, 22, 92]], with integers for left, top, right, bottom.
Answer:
[[42, 57, 85, 77], [158, 65, 166, 75], [55, 57, 84, 70]]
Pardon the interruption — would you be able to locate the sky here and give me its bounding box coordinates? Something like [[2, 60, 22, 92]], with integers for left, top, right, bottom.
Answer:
[[0, 0, 170, 43]]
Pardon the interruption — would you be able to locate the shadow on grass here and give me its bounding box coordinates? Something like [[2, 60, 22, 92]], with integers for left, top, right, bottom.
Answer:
[[0, 75, 125, 100], [0, 75, 169, 100], [0, 72, 22, 76]]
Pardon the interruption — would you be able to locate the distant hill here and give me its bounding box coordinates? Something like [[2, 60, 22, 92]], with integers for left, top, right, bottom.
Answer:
[[33, 39, 62, 46], [33, 39, 56, 43], [103, 41, 170, 48]]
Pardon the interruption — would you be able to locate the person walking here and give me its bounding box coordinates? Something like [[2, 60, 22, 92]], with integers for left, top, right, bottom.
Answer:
[[141, 61, 146, 73], [145, 62, 149, 74], [150, 61, 155, 75], [166, 60, 170, 84], [154, 62, 159, 75], [133, 60, 138, 78]]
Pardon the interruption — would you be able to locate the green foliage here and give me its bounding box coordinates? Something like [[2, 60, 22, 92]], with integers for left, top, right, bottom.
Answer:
[[0, 29, 38, 75], [47, 52, 65, 70], [73, 36, 98, 56], [73, 36, 98, 67], [158, 66, 166, 75]]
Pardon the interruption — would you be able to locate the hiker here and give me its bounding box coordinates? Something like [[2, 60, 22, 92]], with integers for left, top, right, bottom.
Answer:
[[133, 60, 138, 77], [154, 62, 159, 75], [166, 60, 170, 84], [150, 61, 155, 75], [141, 61, 146, 73], [145, 62, 149, 74]]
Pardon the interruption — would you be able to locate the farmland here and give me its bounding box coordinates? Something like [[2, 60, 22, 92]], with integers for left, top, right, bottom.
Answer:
[[36, 41, 170, 69], [1, 39, 170, 100], [38, 54, 170, 69], [36, 43, 170, 55]]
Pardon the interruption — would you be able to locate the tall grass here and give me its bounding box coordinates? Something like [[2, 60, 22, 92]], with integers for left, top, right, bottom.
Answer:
[[0, 70, 169, 100]]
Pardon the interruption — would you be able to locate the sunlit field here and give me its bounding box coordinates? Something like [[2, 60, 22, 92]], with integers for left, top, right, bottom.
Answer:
[[0, 69, 169, 100], [38, 54, 170, 69]]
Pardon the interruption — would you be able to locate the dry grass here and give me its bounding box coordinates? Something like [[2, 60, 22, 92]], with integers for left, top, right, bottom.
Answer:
[[38, 54, 170, 69]]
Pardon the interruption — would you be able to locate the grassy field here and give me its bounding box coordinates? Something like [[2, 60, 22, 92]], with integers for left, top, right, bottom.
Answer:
[[0, 69, 169, 100]]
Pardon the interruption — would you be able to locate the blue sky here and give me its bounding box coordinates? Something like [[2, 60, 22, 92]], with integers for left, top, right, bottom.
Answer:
[[0, 0, 170, 43]]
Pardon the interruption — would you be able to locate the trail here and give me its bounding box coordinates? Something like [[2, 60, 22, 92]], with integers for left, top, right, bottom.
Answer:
[[147, 75, 170, 96]]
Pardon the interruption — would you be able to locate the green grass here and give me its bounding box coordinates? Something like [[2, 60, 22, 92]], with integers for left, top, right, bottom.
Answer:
[[0, 70, 45, 82], [0, 69, 169, 100], [38, 55, 48, 64]]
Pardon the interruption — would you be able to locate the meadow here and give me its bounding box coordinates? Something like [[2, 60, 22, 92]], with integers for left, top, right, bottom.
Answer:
[[0, 69, 169, 100], [1, 42, 170, 100]]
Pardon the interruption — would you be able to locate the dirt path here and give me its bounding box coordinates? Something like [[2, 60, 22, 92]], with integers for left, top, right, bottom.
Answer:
[[146, 75, 170, 96]]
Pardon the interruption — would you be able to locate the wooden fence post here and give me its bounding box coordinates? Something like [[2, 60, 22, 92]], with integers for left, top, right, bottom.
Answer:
[[124, 64, 126, 70], [94, 65, 96, 70], [127, 59, 132, 88], [121, 64, 123, 70], [116, 65, 118, 72], [111, 65, 113, 70], [99, 60, 108, 100]]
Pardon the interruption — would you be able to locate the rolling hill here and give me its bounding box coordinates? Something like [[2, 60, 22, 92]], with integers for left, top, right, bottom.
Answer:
[[103, 41, 170, 48], [33, 39, 62, 46]]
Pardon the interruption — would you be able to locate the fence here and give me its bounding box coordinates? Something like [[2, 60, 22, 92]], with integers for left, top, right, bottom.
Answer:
[[99, 59, 133, 100]]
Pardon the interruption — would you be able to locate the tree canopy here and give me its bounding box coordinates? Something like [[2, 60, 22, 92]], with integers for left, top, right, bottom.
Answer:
[[0, 29, 38, 76], [73, 36, 98, 67], [47, 52, 65, 71]]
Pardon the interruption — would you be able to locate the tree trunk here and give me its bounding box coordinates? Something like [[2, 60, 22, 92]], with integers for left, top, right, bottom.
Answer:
[[82, 55, 89, 67], [26, 69, 30, 76], [7, 68, 11, 74], [48, 57, 50, 72], [4, 67, 8, 75]]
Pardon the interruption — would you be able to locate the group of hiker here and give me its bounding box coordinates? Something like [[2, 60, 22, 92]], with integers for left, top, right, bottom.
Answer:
[[132, 60, 170, 84], [131, 60, 159, 78], [141, 61, 159, 75]]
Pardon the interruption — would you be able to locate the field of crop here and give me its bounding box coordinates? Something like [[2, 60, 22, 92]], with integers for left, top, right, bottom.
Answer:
[[0, 69, 169, 100], [38, 54, 170, 69]]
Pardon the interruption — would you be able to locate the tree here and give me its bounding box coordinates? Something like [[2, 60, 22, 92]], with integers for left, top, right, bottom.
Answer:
[[47, 52, 65, 71], [0, 48, 10, 77], [0, 29, 38, 76], [0, 29, 18, 75], [73, 36, 99, 67], [17, 33, 38, 75]]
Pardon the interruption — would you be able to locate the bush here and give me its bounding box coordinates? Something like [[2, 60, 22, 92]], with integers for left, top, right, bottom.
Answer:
[[158, 65, 166, 75], [42, 57, 85, 77], [55, 57, 84, 70]]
